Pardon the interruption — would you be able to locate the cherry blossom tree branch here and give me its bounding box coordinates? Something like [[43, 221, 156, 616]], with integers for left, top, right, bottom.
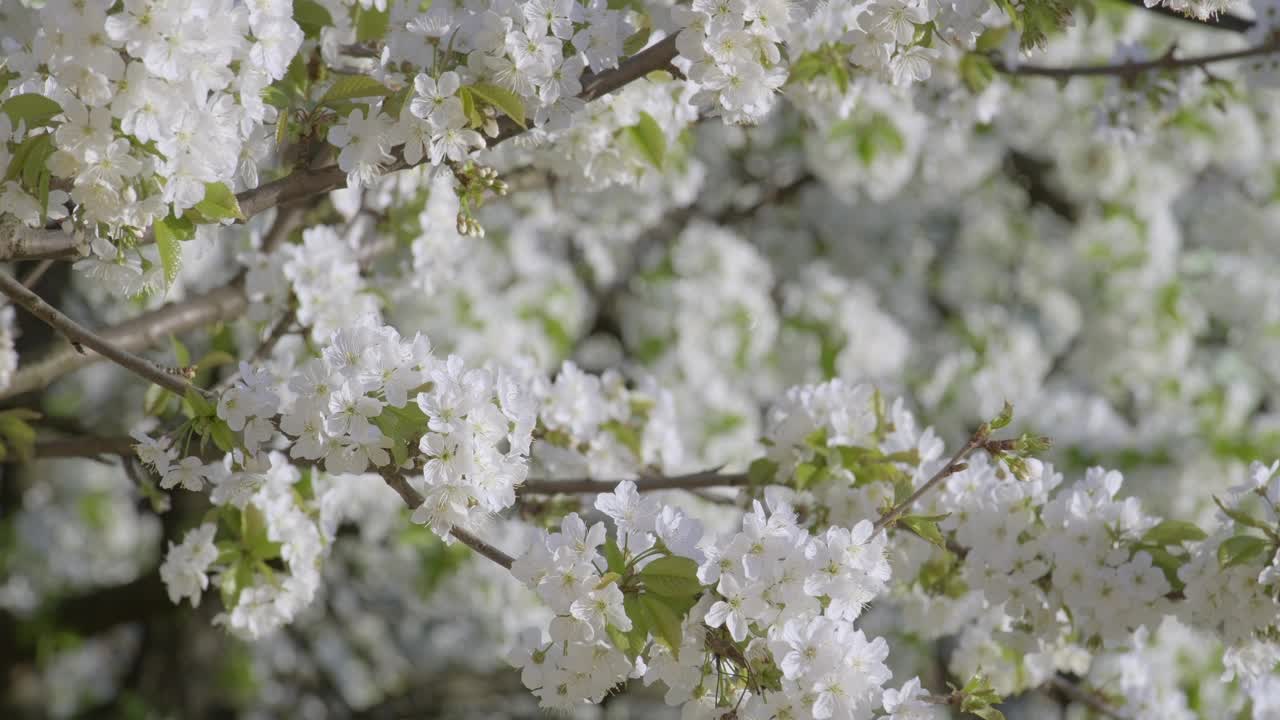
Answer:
[[237, 34, 681, 223], [0, 37, 681, 263], [1048, 674, 1127, 720], [520, 468, 749, 496], [0, 271, 210, 399], [993, 40, 1280, 79], [380, 469, 516, 569], [0, 218, 86, 262], [1122, 0, 1254, 34], [873, 429, 990, 532], [0, 282, 247, 399]]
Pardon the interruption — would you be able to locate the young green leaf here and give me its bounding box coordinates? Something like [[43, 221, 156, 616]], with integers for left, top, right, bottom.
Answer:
[[189, 182, 245, 223], [639, 593, 685, 658], [320, 75, 394, 106], [1142, 519, 1207, 546], [638, 556, 703, 598], [1217, 534, 1271, 569], [468, 82, 527, 129], [898, 514, 948, 549], [622, 111, 665, 168], [154, 215, 186, 289], [1, 93, 62, 127], [293, 0, 333, 37]]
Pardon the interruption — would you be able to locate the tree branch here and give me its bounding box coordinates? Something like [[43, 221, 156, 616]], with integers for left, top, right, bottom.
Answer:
[[379, 469, 516, 569], [993, 41, 1279, 79], [234, 35, 681, 225], [519, 468, 749, 496], [0, 271, 209, 398], [1048, 674, 1127, 720], [0, 282, 247, 400], [0, 218, 86, 262], [873, 430, 988, 532]]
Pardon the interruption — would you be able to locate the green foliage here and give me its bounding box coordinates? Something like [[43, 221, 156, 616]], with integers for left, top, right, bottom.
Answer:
[[788, 43, 852, 93], [620, 111, 666, 168], [320, 75, 394, 106], [1142, 520, 1208, 546], [1, 93, 62, 127], [898, 514, 950, 549], [5, 132, 56, 221], [830, 113, 905, 166], [638, 556, 702, 597], [154, 213, 195, 289], [1217, 534, 1272, 570], [187, 182, 245, 224], [293, 0, 333, 38], [373, 402, 432, 467], [957, 673, 1006, 720], [0, 408, 40, 462], [468, 82, 527, 129], [354, 5, 390, 42]]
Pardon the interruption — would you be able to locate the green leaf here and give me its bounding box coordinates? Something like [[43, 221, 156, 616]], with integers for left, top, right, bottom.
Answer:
[[1213, 496, 1274, 535], [1, 94, 63, 128], [154, 218, 183, 289], [1142, 520, 1207, 546], [621, 594, 652, 658], [967, 707, 1007, 720], [622, 111, 665, 168], [354, 5, 390, 42], [185, 388, 216, 418], [457, 86, 483, 128], [603, 539, 626, 575], [189, 182, 245, 223], [623, 25, 651, 56], [0, 409, 39, 462], [242, 504, 282, 560], [989, 400, 1014, 430], [1218, 534, 1271, 569], [898, 514, 948, 549], [209, 418, 237, 454], [606, 623, 631, 653], [321, 75, 394, 106], [170, 335, 191, 368], [1139, 545, 1187, 591], [195, 350, 237, 373], [975, 25, 1011, 52], [793, 462, 819, 490], [747, 457, 779, 487], [639, 556, 703, 598], [639, 593, 684, 658], [602, 419, 642, 459], [293, 0, 333, 38], [381, 85, 413, 119], [468, 82, 526, 129]]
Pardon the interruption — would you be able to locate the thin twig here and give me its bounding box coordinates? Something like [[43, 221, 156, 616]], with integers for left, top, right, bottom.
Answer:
[[380, 469, 516, 569], [873, 430, 988, 532], [0, 271, 209, 398], [1049, 675, 1127, 720], [20, 259, 54, 289], [993, 41, 1279, 79], [519, 469, 749, 496]]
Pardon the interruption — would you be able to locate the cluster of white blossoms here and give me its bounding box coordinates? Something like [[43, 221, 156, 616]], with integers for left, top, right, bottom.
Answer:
[[507, 477, 925, 718], [322, 0, 638, 187], [527, 360, 685, 480], [0, 0, 301, 249]]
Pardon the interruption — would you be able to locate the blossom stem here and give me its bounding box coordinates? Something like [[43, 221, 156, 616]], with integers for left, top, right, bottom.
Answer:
[[872, 430, 988, 532], [1048, 675, 1127, 720], [993, 41, 1280, 80], [0, 271, 210, 399], [379, 469, 515, 569]]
